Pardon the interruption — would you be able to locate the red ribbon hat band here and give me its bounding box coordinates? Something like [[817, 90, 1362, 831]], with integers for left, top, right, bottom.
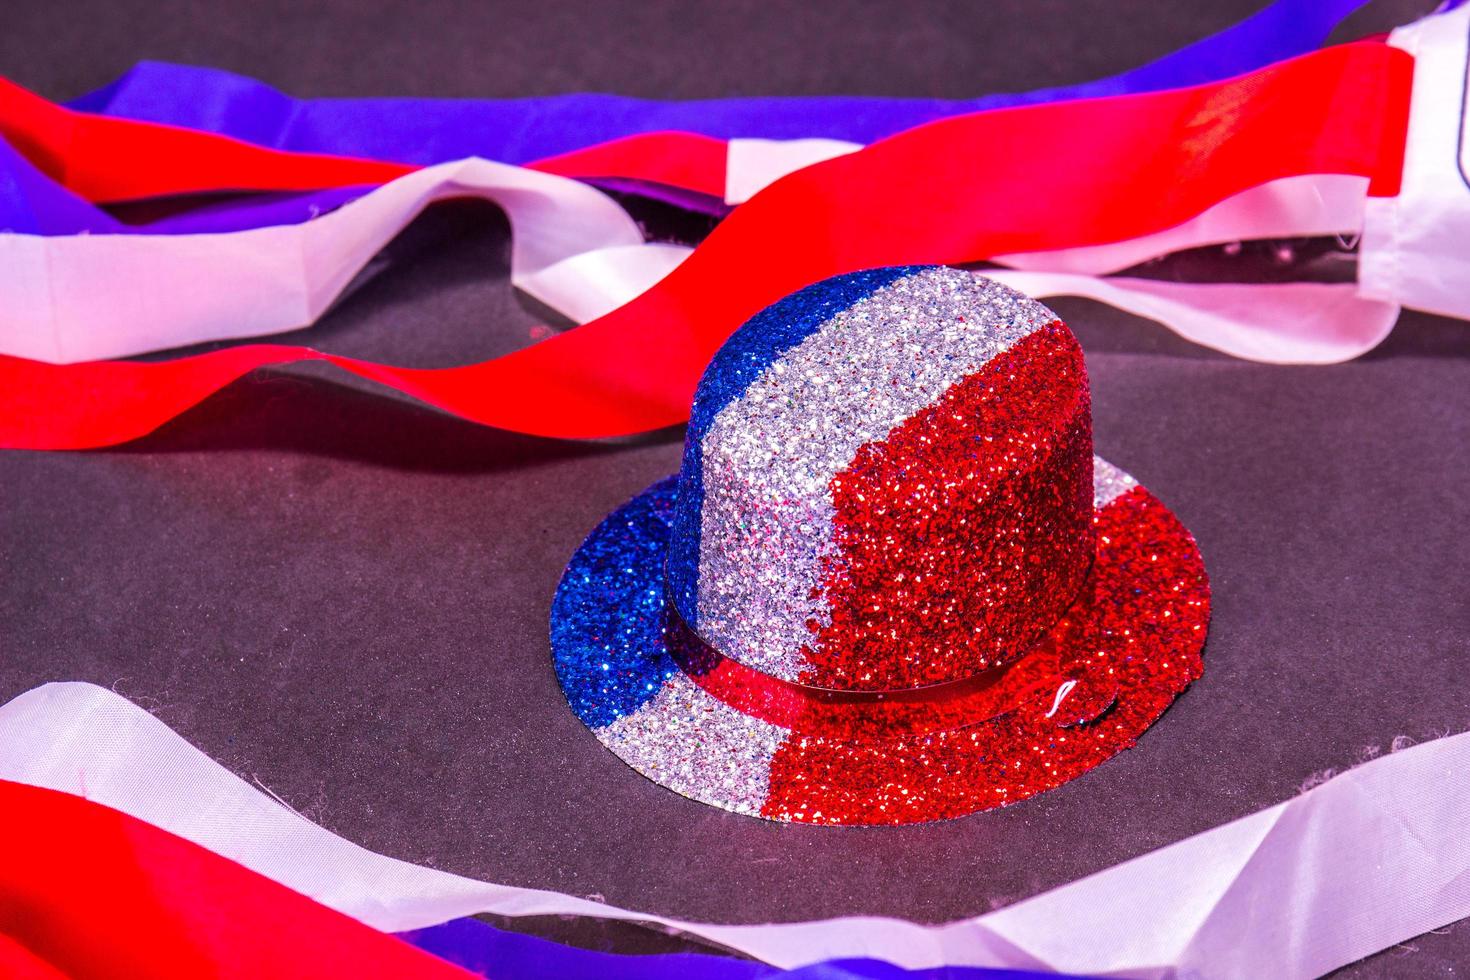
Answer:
[[549, 267, 1210, 825]]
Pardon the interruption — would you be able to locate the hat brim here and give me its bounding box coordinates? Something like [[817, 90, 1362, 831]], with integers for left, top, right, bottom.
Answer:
[[550, 457, 1209, 826]]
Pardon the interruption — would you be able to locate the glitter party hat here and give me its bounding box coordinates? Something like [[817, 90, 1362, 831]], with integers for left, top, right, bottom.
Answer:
[[551, 266, 1210, 825]]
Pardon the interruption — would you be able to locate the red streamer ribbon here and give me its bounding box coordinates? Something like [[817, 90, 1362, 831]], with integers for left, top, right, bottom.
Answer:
[[0, 77, 729, 200], [0, 779, 472, 979], [0, 43, 1411, 450]]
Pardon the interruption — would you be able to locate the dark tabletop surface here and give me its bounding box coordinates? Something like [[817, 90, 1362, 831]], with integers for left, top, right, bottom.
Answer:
[[3, 0, 1466, 975]]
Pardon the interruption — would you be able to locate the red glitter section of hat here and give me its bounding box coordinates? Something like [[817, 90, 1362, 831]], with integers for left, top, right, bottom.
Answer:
[[799, 323, 1094, 691], [762, 486, 1209, 825]]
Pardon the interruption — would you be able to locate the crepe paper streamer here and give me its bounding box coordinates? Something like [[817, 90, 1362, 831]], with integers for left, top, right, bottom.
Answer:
[[0, 51, 1374, 326], [0, 132, 1365, 249], [0, 124, 728, 236], [543, 254, 1404, 369], [0, 0, 1394, 234], [580, 175, 730, 217], [498, 221, 1407, 362], [0, 0, 1387, 219], [0, 157, 652, 364], [1362, 3, 1470, 321], [0, 42, 1413, 450], [0, 774, 1083, 980], [5, 680, 1470, 977], [0, 126, 725, 238], [0, 126, 725, 240], [0, 75, 730, 204], [0, 783, 478, 980], [0, 74, 1381, 359], [992, 173, 1369, 276], [0, 219, 1399, 370], [540, 253, 1404, 370], [63, 0, 1376, 166], [0, 135, 378, 235], [0, 77, 1369, 242], [0, 18, 1389, 232], [0, 164, 1385, 364], [397, 918, 775, 980], [0, 44, 1405, 431], [723, 139, 861, 205], [0, 75, 733, 205], [984, 274, 1402, 365], [0, 29, 1381, 238], [397, 917, 1086, 980]]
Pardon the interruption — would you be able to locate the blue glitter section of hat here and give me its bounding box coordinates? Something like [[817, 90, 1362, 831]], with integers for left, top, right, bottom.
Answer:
[[665, 266, 928, 630], [550, 477, 681, 728]]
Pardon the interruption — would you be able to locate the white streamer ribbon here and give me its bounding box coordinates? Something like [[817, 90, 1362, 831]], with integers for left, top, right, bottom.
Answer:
[[726, 138, 861, 205], [994, 174, 1368, 276], [986, 273, 1400, 364], [1, 681, 1465, 977], [0, 144, 1399, 365], [557, 245, 1400, 363], [0, 157, 645, 364], [1362, 2, 1470, 321]]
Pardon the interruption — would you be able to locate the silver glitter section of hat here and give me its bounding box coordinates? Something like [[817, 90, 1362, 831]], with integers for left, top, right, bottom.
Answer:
[[694, 268, 1057, 682], [1092, 457, 1139, 509], [594, 673, 785, 815]]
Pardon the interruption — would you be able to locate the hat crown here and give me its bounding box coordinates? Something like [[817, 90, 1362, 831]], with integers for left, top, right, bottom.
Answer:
[[666, 267, 1095, 692]]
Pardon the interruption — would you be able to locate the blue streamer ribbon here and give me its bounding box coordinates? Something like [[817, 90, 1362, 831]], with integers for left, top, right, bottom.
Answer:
[[0, 0, 1377, 237], [396, 916, 1094, 980], [69, 0, 1372, 162]]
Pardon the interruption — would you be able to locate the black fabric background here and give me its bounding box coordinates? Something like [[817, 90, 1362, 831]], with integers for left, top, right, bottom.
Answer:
[[3, 1, 1468, 975]]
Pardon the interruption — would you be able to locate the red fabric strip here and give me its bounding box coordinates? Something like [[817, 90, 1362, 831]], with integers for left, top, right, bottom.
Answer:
[[0, 780, 474, 979], [530, 131, 729, 198], [0, 43, 1412, 450], [0, 77, 412, 199], [0, 77, 729, 199]]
